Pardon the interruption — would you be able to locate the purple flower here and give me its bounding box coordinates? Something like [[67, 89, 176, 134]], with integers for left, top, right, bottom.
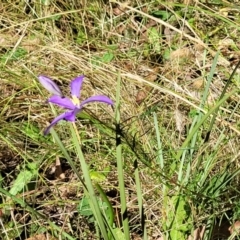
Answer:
[[38, 75, 63, 96], [38, 75, 113, 134]]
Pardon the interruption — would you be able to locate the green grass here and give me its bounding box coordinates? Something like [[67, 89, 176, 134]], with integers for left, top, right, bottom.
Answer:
[[1, 0, 240, 239]]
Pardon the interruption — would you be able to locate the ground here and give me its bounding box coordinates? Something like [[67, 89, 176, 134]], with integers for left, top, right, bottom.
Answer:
[[1, 0, 240, 239]]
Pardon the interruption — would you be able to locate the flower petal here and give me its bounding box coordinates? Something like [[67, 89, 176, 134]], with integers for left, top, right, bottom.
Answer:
[[44, 111, 76, 135], [80, 95, 114, 107], [38, 75, 62, 96], [70, 75, 84, 98], [64, 110, 78, 121], [48, 95, 75, 109]]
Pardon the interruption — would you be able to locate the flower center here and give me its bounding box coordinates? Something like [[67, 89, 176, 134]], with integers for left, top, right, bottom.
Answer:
[[71, 95, 80, 107]]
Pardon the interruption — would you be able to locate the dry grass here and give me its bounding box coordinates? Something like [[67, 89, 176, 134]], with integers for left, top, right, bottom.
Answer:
[[1, 0, 240, 239]]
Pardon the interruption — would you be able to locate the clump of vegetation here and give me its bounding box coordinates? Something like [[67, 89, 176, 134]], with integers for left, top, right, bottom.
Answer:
[[1, 0, 240, 239]]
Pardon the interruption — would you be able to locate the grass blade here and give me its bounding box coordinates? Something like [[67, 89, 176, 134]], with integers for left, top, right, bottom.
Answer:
[[115, 73, 130, 239]]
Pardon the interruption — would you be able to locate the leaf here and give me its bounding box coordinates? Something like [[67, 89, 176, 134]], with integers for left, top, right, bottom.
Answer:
[[5, 221, 22, 238], [9, 163, 38, 196], [78, 197, 93, 216], [78, 196, 112, 224], [90, 170, 106, 182], [152, 10, 171, 21], [1, 47, 27, 63], [113, 228, 126, 240], [91, 52, 114, 67], [147, 27, 161, 53], [163, 47, 171, 60], [101, 52, 114, 63], [76, 30, 87, 45], [164, 195, 192, 240]]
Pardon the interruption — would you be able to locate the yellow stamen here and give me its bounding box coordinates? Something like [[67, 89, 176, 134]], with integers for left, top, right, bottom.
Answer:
[[72, 95, 80, 106]]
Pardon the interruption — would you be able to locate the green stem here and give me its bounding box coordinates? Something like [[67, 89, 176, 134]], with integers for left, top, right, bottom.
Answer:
[[70, 123, 109, 239]]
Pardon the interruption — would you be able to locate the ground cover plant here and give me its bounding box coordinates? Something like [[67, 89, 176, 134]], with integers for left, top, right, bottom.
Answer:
[[1, 0, 240, 239]]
